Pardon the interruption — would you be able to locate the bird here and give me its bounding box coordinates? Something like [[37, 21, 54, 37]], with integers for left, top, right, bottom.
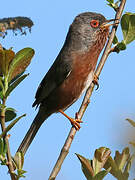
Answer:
[[17, 12, 115, 155]]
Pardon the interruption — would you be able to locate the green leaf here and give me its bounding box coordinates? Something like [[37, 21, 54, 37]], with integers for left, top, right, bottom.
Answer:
[[106, 1, 118, 11], [117, 41, 126, 50], [104, 156, 119, 178], [0, 91, 3, 100], [0, 107, 17, 122], [8, 47, 35, 82], [76, 148, 111, 180], [93, 168, 111, 180], [0, 77, 4, 90], [13, 152, 27, 179], [0, 138, 7, 157], [9, 71, 25, 85], [3, 141, 7, 155], [17, 169, 27, 178], [0, 138, 4, 155], [106, 0, 114, 3], [0, 114, 26, 138], [121, 14, 130, 40], [104, 148, 132, 180], [114, 148, 130, 171], [13, 152, 24, 170], [124, 154, 135, 175], [0, 103, 5, 108], [115, 41, 126, 53], [121, 13, 135, 44], [93, 147, 111, 175], [5, 107, 17, 122], [6, 74, 29, 97], [124, 156, 133, 174], [76, 153, 94, 179], [113, 35, 118, 44], [126, 118, 135, 127], [107, 3, 113, 8], [0, 49, 15, 76], [1, 159, 7, 165]]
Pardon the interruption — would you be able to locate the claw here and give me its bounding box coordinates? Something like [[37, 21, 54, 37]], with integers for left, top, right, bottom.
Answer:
[[71, 119, 81, 130], [92, 74, 99, 90], [59, 110, 83, 130]]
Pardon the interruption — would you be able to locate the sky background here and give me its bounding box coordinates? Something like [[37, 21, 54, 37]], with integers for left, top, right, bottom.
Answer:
[[0, 0, 135, 180]]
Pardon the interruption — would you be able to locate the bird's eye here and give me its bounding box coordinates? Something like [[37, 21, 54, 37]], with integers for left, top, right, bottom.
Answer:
[[90, 20, 99, 28]]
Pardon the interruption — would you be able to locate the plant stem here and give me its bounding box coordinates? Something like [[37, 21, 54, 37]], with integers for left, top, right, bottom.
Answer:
[[0, 98, 16, 180], [48, 0, 126, 179], [0, 77, 16, 180]]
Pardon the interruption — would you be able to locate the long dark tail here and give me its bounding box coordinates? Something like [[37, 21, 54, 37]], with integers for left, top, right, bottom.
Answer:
[[17, 107, 51, 155]]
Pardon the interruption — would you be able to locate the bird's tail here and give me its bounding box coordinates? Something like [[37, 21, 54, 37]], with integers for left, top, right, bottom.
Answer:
[[17, 107, 51, 155]]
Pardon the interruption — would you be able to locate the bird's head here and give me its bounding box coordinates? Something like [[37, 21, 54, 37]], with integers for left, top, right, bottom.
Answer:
[[66, 12, 116, 52]]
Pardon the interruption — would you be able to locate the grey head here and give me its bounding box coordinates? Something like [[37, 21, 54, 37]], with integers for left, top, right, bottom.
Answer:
[[64, 12, 109, 52]]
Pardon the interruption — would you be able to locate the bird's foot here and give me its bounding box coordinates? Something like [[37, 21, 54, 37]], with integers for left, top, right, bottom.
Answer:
[[59, 110, 83, 130], [93, 74, 99, 90]]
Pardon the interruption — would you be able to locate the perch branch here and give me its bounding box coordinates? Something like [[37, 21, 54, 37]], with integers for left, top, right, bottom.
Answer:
[[48, 0, 126, 179]]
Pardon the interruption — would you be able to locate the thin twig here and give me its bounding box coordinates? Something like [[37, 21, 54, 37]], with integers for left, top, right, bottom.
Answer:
[[48, 0, 126, 179], [0, 99, 16, 180]]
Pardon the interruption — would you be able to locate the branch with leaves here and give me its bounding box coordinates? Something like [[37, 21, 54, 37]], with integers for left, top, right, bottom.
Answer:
[[76, 147, 135, 180], [0, 48, 35, 179]]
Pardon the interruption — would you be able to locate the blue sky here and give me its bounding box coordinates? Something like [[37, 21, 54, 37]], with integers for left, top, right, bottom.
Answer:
[[0, 0, 135, 180]]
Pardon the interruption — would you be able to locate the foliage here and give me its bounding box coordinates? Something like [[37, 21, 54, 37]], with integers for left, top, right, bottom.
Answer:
[[76, 147, 135, 180], [112, 12, 135, 53], [0, 47, 34, 179], [106, 0, 120, 11], [76, 147, 111, 180], [126, 118, 135, 148], [0, 138, 7, 165], [13, 152, 27, 179], [107, 0, 135, 53]]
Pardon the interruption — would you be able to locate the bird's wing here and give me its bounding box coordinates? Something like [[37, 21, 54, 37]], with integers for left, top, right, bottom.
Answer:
[[32, 56, 72, 107]]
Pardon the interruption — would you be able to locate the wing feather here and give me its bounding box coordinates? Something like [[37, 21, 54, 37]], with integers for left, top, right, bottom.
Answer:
[[32, 55, 72, 107]]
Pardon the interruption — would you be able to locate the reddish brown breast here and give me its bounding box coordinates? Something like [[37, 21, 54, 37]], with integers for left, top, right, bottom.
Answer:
[[58, 44, 99, 106], [45, 29, 109, 112]]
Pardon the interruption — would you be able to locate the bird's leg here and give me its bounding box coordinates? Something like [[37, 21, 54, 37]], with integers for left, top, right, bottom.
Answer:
[[92, 74, 99, 90], [59, 109, 83, 130]]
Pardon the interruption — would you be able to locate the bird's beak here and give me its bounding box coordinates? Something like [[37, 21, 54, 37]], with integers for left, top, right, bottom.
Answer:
[[100, 19, 119, 29]]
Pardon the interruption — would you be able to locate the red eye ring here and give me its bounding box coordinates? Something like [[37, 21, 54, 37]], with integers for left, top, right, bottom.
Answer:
[[90, 19, 99, 28]]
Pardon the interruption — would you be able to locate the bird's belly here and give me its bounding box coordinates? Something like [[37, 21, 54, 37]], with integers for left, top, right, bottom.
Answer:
[[55, 70, 94, 111], [79, 70, 94, 97], [44, 69, 94, 113]]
